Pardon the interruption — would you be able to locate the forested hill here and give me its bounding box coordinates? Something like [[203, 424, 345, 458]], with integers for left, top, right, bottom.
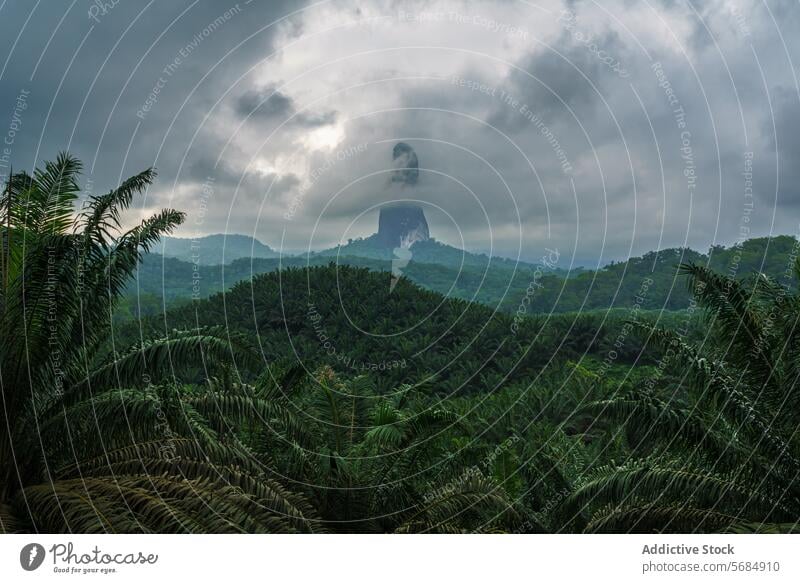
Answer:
[[156, 233, 278, 264], [127, 264, 664, 394], [123, 235, 799, 319]]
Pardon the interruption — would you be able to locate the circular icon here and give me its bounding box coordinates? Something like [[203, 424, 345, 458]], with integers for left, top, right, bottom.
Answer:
[[19, 543, 46, 571]]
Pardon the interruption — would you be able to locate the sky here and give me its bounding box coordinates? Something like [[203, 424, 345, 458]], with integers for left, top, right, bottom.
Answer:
[[1, 0, 799, 266]]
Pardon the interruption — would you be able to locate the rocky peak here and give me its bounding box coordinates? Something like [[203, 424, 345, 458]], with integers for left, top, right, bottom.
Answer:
[[377, 204, 430, 248]]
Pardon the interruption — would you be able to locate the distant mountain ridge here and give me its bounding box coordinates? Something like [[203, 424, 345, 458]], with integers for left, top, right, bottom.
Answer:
[[143, 212, 800, 319], [312, 204, 554, 274], [158, 206, 548, 273], [122, 236, 800, 323], [155, 234, 278, 264]]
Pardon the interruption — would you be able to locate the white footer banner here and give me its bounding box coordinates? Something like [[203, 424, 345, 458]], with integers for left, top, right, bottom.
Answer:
[[1, 534, 797, 582]]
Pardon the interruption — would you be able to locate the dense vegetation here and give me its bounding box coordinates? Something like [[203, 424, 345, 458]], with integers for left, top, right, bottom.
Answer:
[[571, 264, 800, 532], [124, 263, 698, 395], [2, 155, 798, 533], [0, 156, 319, 532]]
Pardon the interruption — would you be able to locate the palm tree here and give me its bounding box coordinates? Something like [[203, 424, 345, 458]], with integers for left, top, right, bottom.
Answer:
[[0, 154, 317, 532], [571, 262, 800, 532], [246, 366, 517, 532]]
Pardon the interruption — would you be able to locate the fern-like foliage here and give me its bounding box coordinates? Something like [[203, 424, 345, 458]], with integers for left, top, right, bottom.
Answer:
[[0, 156, 317, 533], [573, 262, 800, 532]]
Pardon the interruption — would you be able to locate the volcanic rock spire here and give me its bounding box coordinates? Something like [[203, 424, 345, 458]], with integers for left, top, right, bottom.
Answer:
[[383, 142, 428, 290], [377, 204, 430, 248]]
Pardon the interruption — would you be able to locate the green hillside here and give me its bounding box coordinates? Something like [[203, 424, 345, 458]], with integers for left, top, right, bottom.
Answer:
[[156, 233, 278, 264], [125, 235, 800, 319], [124, 263, 683, 394]]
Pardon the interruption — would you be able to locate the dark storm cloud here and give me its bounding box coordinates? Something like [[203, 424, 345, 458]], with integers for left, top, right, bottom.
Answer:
[[485, 32, 612, 132], [0, 0, 306, 201], [185, 154, 243, 186], [236, 87, 295, 119], [183, 153, 298, 195], [241, 171, 301, 200], [235, 85, 338, 127]]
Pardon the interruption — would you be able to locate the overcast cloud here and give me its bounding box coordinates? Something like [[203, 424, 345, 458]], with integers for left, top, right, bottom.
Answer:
[[1, 0, 798, 265]]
